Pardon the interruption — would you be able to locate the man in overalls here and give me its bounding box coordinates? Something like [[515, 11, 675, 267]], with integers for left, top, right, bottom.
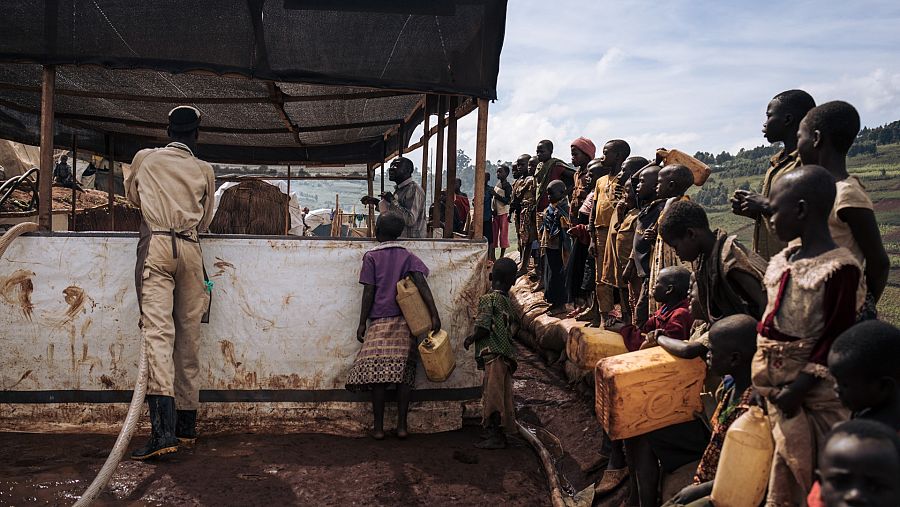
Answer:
[[124, 106, 215, 460]]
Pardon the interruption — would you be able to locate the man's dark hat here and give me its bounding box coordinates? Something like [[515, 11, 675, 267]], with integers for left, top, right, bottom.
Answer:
[[168, 105, 202, 132]]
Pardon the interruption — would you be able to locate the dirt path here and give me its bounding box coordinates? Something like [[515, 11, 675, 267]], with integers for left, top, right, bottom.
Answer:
[[513, 343, 630, 506], [0, 337, 626, 506], [0, 427, 547, 506]]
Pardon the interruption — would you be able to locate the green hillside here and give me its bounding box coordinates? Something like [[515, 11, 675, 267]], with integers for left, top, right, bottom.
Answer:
[[701, 141, 900, 325]]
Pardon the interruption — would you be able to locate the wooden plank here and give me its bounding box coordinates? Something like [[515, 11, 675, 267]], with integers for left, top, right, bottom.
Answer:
[[38, 65, 55, 231], [472, 99, 489, 239], [431, 96, 446, 233], [442, 97, 458, 239]]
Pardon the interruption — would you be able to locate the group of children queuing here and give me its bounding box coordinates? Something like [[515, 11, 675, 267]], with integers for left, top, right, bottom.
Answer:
[[343, 89, 900, 506], [504, 90, 898, 506]]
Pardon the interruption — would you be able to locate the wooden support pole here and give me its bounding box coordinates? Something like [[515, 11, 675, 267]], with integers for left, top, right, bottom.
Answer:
[[442, 97, 459, 239], [106, 134, 115, 230], [70, 134, 77, 231], [420, 95, 431, 198], [380, 137, 387, 194], [472, 99, 489, 240], [367, 163, 375, 237], [38, 65, 56, 231], [430, 95, 446, 233]]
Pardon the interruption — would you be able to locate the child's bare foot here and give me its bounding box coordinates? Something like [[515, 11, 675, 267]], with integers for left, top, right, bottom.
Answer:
[[576, 307, 598, 322], [370, 430, 385, 440], [474, 433, 507, 450], [547, 305, 567, 317], [396, 427, 408, 440]]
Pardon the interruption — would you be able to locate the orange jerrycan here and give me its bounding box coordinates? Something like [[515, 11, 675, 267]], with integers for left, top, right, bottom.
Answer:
[[396, 276, 432, 338], [567, 326, 628, 370], [418, 330, 455, 382], [595, 347, 706, 439], [711, 406, 774, 507]]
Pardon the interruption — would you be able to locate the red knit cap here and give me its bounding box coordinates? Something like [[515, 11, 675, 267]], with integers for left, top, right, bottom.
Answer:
[[570, 137, 596, 159]]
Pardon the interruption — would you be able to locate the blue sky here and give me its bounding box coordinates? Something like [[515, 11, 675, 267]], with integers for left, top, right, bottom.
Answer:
[[411, 0, 900, 167]]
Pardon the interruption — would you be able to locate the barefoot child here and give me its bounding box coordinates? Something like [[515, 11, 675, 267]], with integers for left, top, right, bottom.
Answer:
[[346, 213, 441, 440], [665, 314, 758, 506], [565, 137, 597, 317], [539, 180, 571, 315], [589, 140, 631, 326], [657, 200, 767, 359], [753, 165, 861, 505], [817, 420, 900, 507], [798, 100, 890, 320], [464, 258, 519, 449]]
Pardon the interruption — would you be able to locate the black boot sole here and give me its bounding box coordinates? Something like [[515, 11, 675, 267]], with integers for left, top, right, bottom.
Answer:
[[130, 444, 178, 461]]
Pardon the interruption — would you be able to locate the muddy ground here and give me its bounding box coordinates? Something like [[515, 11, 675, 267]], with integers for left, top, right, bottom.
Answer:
[[0, 344, 625, 506]]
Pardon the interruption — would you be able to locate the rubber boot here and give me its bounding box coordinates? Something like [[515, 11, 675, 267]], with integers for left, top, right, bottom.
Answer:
[[176, 410, 198, 446], [131, 395, 179, 460]]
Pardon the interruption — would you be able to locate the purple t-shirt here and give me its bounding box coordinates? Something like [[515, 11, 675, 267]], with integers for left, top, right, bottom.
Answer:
[[359, 245, 430, 319]]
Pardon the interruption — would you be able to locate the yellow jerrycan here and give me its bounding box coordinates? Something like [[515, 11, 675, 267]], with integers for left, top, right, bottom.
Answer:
[[396, 276, 432, 338], [710, 405, 774, 507], [418, 330, 456, 382]]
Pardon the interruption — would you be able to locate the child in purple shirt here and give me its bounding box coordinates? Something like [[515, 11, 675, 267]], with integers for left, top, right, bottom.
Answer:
[[346, 213, 441, 440]]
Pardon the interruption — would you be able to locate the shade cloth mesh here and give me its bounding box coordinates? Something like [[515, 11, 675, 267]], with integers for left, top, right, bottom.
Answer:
[[0, 0, 506, 166]]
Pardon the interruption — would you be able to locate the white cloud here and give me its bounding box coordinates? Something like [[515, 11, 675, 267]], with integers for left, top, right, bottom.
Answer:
[[440, 0, 900, 165], [596, 47, 625, 77]]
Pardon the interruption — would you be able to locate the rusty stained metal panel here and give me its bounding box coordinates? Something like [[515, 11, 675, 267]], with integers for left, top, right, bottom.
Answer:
[[0, 235, 487, 430]]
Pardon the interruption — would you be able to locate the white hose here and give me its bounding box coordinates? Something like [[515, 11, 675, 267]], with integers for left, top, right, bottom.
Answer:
[[0, 221, 150, 506], [0, 222, 40, 259], [72, 335, 148, 506]]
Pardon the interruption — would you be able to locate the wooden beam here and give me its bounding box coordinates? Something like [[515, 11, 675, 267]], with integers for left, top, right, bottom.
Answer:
[[431, 96, 446, 233], [367, 163, 375, 237], [107, 134, 115, 230], [38, 65, 55, 231], [383, 96, 476, 161], [70, 134, 77, 231], [442, 96, 458, 239], [0, 81, 417, 104], [472, 99, 489, 240], [420, 95, 431, 203]]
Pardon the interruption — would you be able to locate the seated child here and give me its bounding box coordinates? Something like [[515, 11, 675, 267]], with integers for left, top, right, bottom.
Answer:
[[798, 101, 890, 319], [665, 314, 759, 506], [657, 200, 767, 359], [816, 420, 900, 507], [752, 165, 862, 505], [647, 164, 695, 313], [620, 266, 693, 352], [806, 319, 900, 506], [464, 258, 519, 449], [346, 213, 441, 440], [539, 180, 571, 315], [624, 165, 664, 326]]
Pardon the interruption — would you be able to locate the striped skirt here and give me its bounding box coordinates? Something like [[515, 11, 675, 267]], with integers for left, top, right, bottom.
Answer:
[[345, 315, 416, 391]]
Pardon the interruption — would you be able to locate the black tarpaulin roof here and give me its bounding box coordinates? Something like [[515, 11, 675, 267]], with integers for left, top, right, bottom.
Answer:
[[0, 0, 507, 166]]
